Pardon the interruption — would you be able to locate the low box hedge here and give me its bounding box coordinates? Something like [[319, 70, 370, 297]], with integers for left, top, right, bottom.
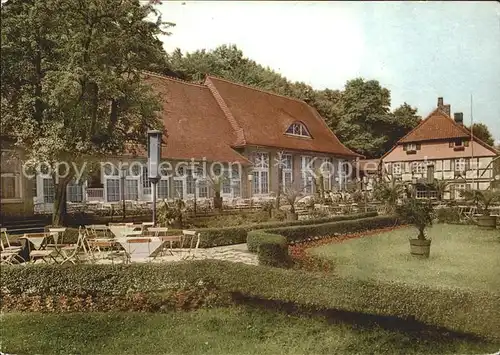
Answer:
[[198, 212, 378, 248], [265, 215, 400, 244], [1, 260, 498, 340], [246, 231, 290, 268]]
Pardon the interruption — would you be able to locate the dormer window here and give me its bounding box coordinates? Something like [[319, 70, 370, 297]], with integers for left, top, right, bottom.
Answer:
[[450, 139, 468, 151], [403, 143, 420, 154], [285, 122, 311, 138]]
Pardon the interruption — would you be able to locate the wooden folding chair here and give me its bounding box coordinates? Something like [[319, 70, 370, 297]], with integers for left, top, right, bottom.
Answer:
[[23, 233, 55, 264], [61, 227, 90, 264], [180, 230, 200, 260], [1, 228, 23, 254]]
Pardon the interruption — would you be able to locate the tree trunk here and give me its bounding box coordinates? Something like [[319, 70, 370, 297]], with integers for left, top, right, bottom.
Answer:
[[52, 179, 69, 226], [417, 227, 426, 240]]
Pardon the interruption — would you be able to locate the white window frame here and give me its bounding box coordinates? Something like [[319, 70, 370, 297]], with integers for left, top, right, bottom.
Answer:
[[406, 143, 417, 151], [285, 122, 311, 138], [0, 150, 22, 201], [301, 156, 314, 194], [454, 158, 466, 172], [392, 163, 402, 175], [252, 152, 269, 196], [320, 157, 333, 191], [278, 153, 293, 191], [412, 162, 426, 174]]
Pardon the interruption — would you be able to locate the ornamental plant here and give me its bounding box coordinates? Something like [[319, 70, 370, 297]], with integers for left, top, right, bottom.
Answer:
[[395, 196, 434, 240]]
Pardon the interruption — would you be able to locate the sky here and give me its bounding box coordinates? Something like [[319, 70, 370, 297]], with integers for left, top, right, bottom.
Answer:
[[155, 1, 500, 144]]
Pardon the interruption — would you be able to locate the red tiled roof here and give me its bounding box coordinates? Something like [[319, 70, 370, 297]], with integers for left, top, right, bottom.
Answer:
[[399, 108, 470, 143], [144, 73, 251, 165], [205, 76, 361, 157]]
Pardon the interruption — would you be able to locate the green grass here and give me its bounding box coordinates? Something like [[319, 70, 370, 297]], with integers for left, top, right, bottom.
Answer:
[[309, 224, 500, 292], [2, 307, 498, 355]]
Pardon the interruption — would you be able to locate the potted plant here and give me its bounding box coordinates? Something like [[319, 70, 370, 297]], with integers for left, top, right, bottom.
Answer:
[[373, 179, 405, 215], [396, 196, 434, 258], [208, 175, 226, 211], [460, 189, 500, 229]]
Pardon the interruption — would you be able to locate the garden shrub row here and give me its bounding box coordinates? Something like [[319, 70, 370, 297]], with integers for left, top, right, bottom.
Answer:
[[266, 215, 400, 244], [197, 211, 377, 247], [246, 215, 400, 256], [246, 231, 290, 267], [2, 260, 499, 340]]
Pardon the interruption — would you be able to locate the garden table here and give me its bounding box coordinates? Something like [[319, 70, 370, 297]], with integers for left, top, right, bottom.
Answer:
[[108, 225, 142, 239], [115, 237, 165, 262], [20, 233, 56, 263]]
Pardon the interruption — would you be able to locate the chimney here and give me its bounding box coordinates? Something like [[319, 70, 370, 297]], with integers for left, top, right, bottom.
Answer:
[[454, 112, 464, 125], [437, 97, 444, 108], [443, 104, 451, 116]]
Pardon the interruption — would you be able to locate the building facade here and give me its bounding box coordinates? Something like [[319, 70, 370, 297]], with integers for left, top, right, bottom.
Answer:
[[26, 73, 359, 213], [381, 97, 499, 199]]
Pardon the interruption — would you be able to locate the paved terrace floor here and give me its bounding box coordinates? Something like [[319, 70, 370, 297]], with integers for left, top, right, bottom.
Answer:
[[94, 243, 258, 266]]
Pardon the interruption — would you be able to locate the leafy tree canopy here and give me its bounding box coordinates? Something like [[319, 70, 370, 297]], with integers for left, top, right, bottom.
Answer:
[[1, 0, 172, 224], [466, 123, 495, 147], [164, 44, 420, 158]]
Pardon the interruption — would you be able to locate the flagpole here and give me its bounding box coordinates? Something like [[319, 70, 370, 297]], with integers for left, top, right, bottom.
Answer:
[[470, 94, 475, 189]]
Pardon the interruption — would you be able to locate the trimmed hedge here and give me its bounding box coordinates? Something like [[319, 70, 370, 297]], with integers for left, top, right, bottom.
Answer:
[[1, 261, 499, 340], [198, 212, 378, 247], [246, 231, 290, 268], [266, 215, 400, 244]]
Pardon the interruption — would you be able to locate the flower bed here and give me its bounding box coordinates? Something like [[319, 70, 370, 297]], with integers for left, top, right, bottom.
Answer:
[[289, 226, 406, 271]]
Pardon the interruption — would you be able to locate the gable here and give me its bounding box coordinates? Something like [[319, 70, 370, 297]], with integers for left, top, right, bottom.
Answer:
[[205, 76, 360, 157], [399, 109, 469, 143]]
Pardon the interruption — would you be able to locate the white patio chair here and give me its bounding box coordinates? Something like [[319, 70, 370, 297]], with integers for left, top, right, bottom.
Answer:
[[59, 227, 90, 265]]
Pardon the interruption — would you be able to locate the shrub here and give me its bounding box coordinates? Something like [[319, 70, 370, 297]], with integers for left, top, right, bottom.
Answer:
[[395, 197, 434, 240], [436, 207, 462, 224], [2, 261, 499, 340], [257, 239, 290, 268], [199, 212, 378, 247], [264, 216, 400, 244]]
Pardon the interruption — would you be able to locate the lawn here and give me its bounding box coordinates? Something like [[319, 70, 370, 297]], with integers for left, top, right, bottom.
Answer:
[[2, 307, 498, 355], [308, 224, 500, 292]]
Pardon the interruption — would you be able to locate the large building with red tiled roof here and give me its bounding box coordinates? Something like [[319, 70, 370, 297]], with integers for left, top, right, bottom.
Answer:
[[381, 97, 499, 199], [27, 72, 360, 212]]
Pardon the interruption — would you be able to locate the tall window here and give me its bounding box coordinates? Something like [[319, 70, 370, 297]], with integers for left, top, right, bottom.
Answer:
[[197, 166, 208, 198], [320, 158, 333, 191], [231, 165, 241, 197], [301, 156, 313, 194], [252, 152, 269, 195], [278, 153, 293, 191], [285, 122, 311, 137], [454, 158, 466, 172], [124, 180, 138, 200], [173, 179, 184, 199], [106, 179, 120, 202], [0, 150, 21, 199], [67, 180, 83, 202], [158, 179, 169, 199]]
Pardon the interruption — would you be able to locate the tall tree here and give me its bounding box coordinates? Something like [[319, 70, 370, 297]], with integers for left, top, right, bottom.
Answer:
[[467, 123, 495, 146], [384, 103, 421, 152], [1, 0, 172, 225], [335, 78, 392, 158]]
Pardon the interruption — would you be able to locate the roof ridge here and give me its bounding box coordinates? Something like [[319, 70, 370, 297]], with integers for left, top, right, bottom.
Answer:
[[306, 105, 362, 158], [205, 77, 247, 146], [142, 70, 206, 88], [206, 75, 310, 106]]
